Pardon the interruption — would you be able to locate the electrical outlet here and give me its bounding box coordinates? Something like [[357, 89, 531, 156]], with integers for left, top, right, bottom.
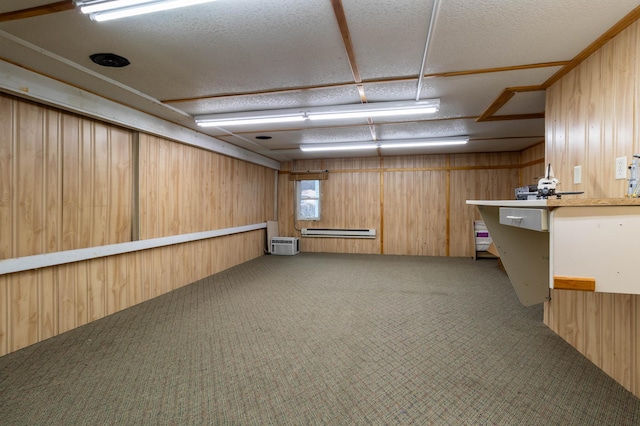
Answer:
[[574, 165, 582, 184], [616, 156, 627, 180]]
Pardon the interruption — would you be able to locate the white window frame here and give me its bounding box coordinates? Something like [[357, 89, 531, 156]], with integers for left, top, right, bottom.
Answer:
[[296, 179, 321, 221]]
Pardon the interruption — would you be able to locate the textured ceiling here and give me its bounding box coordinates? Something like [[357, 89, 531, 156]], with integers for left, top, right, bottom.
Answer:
[[0, 0, 639, 162]]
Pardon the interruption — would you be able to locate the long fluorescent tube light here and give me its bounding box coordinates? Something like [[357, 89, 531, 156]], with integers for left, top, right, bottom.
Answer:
[[300, 143, 378, 152], [299, 137, 468, 152], [380, 137, 469, 148], [195, 99, 440, 128], [197, 115, 306, 127], [307, 100, 439, 121], [75, 0, 218, 22], [308, 107, 437, 120], [76, 0, 157, 14]]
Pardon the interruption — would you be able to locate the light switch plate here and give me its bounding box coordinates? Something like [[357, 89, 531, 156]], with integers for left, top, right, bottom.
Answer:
[[616, 157, 627, 180], [574, 165, 582, 184]]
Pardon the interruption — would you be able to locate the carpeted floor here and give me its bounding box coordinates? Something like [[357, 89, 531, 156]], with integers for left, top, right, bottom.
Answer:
[[1, 253, 639, 425]]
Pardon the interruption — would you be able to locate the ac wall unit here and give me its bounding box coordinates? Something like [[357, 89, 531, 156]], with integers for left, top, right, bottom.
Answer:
[[301, 228, 376, 239], [271, 237, 300, 255]]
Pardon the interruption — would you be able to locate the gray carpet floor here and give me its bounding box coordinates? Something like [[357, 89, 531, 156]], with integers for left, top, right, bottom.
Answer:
[[1, 253, 639, 425]]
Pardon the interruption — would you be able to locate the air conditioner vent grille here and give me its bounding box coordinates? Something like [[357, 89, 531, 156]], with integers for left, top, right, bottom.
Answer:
[[270, 237, 300, 255]]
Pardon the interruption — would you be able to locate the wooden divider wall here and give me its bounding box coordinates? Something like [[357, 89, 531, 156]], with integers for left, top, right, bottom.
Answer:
[[0, 232, 264, 355], [544, 21, 640, 398], [0, 93, 275, 356]]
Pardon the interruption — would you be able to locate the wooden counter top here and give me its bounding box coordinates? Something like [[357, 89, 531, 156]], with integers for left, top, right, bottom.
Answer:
[[468, 198, 640, 209], [547, 197, 640, 208]]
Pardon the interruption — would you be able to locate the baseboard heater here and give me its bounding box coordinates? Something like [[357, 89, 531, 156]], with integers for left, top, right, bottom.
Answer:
[[301, 228, 376, 239]]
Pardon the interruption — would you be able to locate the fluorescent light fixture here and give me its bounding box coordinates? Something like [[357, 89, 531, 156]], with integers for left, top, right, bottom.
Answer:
[[197, 115, 306, 128], [194, 99, 440, 128], [75, 0, 218, 22], [300, 143, 378, 152], [299, 137, 468, 152], [76, 0, 156, 14], [380, 137, 469, 148], [307, 100, 439, 121]]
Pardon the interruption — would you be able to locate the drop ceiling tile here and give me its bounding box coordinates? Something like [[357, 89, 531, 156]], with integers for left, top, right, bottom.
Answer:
[[426, 0, 640, 72], [174, 85, 362, 115], [343, 0, 434, 80], [1, 0, 355, 100]]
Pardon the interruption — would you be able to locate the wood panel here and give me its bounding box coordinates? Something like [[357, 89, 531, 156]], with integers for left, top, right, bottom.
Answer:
[[0, 92, 275, 357], [453, 152, 519, 168], [520, 142, 545, 186], [279, 152, 529, 257], [0, 274, 7, 355], [0, 229, 266, 356], [544, 20, 640, 399], [38, 267, 57, 342], [61, 115, 132, 251], [384, 170, 447, 256], [139, 134, 275, 239], [277, 172, 296, 239], [88, 257, 107, 322], [15, 100, 47, 257], [326, 156, 380, 170], [547, 22, 639, 199], [0, 95, 132, 260], [546, 291, 639, 398], [0, 95, 13, 260], [298, 169, 380, 254], [450, 153, 519, 257]]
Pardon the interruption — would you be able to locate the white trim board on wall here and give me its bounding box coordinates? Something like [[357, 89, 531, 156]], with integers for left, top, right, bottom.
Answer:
[[0, 223, 267, 276]]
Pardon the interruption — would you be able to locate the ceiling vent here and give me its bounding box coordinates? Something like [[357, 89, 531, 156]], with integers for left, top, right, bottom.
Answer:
[[90, 53, 130, 68]]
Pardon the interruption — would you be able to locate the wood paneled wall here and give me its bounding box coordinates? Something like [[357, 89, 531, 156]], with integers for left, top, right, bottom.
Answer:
[[520, 142, 545, 186], [139, 134, 275, 238], [279, 151, 541, 257], [546, 22, 639, 199], [544, 21, 640, 398], [0, 96, 132, 260], [0, 232, 264, 355], [0, 93, 275, 356]]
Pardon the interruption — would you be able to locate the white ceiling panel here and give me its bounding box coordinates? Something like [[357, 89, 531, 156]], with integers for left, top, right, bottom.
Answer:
[[496, 91, 546, 115], [174, 85, 362, 116], [219, 126, 376, 148], [376, 118, 544, 141], [427, 0, 640, 73], [1, 0, 355, 100], [363, 66, 560, 118], [342, 0, 434, 80], [0, 31, 195, 126]]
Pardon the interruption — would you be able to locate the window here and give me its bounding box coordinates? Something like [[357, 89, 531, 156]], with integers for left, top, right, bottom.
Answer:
[[296, 179, 321, 220]]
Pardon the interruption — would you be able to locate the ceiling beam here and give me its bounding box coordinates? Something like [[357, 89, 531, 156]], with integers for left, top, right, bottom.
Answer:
[[476, 85, 545, 122], [480, 113, 545, 122], [330, 0, 363, 87], [162, 62, 567, 105], [0, 1, 75, 23]]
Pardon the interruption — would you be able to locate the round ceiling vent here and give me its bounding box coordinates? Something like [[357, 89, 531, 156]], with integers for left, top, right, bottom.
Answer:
[[255, 135, 272, 140], [90, 53, 130, 68]]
